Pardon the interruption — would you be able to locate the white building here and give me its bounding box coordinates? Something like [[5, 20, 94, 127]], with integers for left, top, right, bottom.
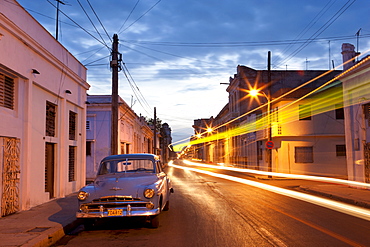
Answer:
[[0, 0, 89, 215], [86, 95, 154, 182], [341, 43, 370, 183]]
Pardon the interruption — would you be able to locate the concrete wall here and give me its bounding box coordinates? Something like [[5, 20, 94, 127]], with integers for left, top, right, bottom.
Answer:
[[0, 0, 89, 210]]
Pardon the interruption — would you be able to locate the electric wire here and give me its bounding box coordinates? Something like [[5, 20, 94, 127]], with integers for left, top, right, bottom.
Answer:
[[117, 0, 140, 34], [86, 0, 112, 43], [46, 0, 110, 50], [123, 63, 152, 111], [119, 0, 162, 33], [274, 0, 357, 68], [273, 0, 336, 67], [76, 0, 109, 49]]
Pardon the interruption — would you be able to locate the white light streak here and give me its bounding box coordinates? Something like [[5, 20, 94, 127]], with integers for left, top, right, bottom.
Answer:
[[182, 160, 370, 189], [169, 162, 370, 221]]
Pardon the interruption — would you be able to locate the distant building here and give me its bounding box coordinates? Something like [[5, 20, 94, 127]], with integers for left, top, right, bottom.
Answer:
[[341, 43, 370, 183], [0, 0, 89, 215], [86, 95, 154, 181], [193, 64, 347, 177]]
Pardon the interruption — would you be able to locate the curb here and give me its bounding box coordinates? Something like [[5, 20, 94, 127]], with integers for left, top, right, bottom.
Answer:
[[299, 186, 370, 210], [21, 218, 82, 247]]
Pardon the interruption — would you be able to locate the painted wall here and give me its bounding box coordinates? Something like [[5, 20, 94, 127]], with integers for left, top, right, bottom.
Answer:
[[0, 0, 89, 210]]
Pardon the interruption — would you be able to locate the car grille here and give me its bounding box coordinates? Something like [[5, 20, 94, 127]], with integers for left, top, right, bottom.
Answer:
[[92, 196, 139, 203]]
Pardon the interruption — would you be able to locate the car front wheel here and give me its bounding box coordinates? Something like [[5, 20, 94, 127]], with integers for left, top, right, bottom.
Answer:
[[149, 215, 159, 228]]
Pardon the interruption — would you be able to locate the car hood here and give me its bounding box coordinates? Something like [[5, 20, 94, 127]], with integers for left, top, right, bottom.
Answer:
[[86, 173, 159, 200]]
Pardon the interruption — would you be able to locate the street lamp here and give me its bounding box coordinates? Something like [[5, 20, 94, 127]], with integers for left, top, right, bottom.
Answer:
[[247, 89, 272, 174]]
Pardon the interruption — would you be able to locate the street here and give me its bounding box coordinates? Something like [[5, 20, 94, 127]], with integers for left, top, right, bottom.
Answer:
[[54, 160, 370, 247]]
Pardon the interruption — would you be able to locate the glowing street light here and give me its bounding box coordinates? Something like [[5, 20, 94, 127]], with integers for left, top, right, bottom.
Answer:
[[247, 89, 272, 173]]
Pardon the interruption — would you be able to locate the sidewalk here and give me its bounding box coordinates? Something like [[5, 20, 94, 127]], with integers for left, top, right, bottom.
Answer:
[[1, 180, 370, 247], [0, 193, 81, 247]]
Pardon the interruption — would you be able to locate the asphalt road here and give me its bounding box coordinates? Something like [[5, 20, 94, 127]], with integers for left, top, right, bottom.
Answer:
[[54, 160, 370, 247]]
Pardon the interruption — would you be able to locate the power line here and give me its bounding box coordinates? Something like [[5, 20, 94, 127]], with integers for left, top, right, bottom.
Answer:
[[46, 0, 110, 49], [274, 0, 357, 68], [86, 0, 112, 43], [119, 0, 162, 33], [76, 0, 109, 48], [117, 0, 140, 34]]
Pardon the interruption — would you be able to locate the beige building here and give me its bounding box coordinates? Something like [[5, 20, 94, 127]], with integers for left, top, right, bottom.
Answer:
[[0, 0, 89, 215], [86, 95, 155, 181], [341, 43, 370, 183], [193, 64, 347, 178]]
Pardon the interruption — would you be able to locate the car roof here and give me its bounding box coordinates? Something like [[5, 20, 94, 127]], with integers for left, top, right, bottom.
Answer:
[[100, 153, 159, 162]]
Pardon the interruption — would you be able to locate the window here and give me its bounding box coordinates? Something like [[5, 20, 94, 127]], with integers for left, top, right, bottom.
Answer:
[[46, 101, 56, 137], [68, 146, 76, 182], [86, 141, 92, 156], [295, 146, 313, 163], [69, 111, 77, 140], [365, 103, 370, 127], [86, 120, 90, 130], [335, 104, 344, 119], [299, 104, 311, 120], [0, 73, 14, 110], [336, 145, 346, 157]]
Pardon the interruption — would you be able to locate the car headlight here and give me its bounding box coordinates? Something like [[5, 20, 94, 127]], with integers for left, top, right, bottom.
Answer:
[[144, 188, 155, 199], [77, 191, 89, 201]]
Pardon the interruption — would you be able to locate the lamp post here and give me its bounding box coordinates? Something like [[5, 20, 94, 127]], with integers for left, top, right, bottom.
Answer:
[[248, 89, 272, 174]]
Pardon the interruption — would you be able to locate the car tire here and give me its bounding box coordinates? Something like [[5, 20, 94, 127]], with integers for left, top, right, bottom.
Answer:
[[163, 200, 170, 211], [149, 215, 159, 228]]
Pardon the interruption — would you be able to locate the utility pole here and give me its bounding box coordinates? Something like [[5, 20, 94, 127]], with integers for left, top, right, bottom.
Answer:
[[111, 34, 120, 155], [153, 107, 157, 155], [55, 0, 65, 41], [267, 51, 272, 176]]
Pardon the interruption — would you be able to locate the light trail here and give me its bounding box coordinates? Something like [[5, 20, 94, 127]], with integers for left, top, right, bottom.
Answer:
[[182, 160, 370, 189], [172, 53, 370, 152], [169, 161, 370, 221]]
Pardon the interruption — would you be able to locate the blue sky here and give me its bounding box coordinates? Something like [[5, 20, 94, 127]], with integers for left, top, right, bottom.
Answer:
[[14, 0, 370, 144]]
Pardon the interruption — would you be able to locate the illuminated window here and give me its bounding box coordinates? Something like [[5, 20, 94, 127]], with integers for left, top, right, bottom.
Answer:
[[299, 105, 311, 120], [336, 145, 346, 157], [295, 146, 313, 163]]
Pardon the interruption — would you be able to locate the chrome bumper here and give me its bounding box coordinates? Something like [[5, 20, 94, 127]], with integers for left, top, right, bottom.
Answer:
[[76, 204, 160, 218]]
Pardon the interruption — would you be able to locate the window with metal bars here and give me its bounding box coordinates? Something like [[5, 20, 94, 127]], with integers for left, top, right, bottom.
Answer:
[[68, 146, 76, 182], [336, 145, 346, 157], [0, 73, 14, 110], [46, 101, 56, 137], [69, 111, 76, 140], [295, 146, 313, 163], [365, 103, 370, 127]]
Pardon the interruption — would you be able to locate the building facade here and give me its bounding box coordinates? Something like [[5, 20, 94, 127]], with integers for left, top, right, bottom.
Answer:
[[192, 64, 348, 178], [341, 43, 370, 183], [86, 95, 155, 181], [0, 0, 89, 215]]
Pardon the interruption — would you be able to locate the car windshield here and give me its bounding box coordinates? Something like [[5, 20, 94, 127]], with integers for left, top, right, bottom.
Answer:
[[98, 158, 155, 175]]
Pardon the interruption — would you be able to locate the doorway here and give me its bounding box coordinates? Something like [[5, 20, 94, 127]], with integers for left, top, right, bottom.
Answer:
[[45, 143, 55, 199]]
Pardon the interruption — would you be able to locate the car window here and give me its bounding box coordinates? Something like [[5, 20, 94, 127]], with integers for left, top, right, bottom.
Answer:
[[156, 161, 162, 173], [98, 159, 154, 175]]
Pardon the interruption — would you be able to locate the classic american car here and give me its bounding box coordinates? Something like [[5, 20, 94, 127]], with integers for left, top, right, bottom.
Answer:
[[76, 153, 173, 228]]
